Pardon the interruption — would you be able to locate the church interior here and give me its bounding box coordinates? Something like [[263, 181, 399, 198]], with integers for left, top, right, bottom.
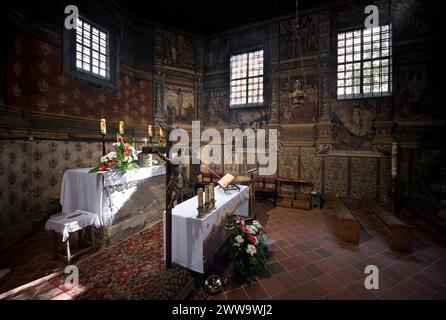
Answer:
[[0, 0, 444, 301]]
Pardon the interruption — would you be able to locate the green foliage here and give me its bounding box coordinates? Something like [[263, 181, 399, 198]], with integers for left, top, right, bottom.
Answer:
[[230, 217, 271, 285]]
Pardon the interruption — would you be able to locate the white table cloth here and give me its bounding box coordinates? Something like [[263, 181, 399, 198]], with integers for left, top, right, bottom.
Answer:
[[45, 210, 100, 242], [60, 166, 166, 226], [167, 185, 250, 273]]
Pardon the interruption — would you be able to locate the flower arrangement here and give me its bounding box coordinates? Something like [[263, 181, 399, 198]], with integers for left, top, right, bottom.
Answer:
[[230, 216, 271, 284], [90, 134, 139, 173]]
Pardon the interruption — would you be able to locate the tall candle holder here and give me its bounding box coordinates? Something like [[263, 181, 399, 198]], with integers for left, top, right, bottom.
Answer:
[[100, 119, 107, 156], [209, 183, 216, 211]]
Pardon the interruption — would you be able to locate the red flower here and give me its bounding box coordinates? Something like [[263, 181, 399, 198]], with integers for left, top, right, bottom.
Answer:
[[124, 144, 130, 150], [124, 151, 132, 157], [240, 225, 249, 234], [248, 234, 258, 245], [99, 165, 106, 171], [234, 216, 245, 224], [118, 136, 124, 141], [107, 161, 114, 167]]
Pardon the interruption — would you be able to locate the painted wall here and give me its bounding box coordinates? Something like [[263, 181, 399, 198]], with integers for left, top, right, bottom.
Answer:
[[202, 0, 443, 205]]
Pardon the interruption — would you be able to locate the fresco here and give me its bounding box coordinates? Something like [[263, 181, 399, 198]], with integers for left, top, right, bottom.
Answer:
[[332, 100, 377, 150], [163, 31, 195, 70], [279, 76, 318, 124], [203, 89, 229, 126], [280, 14, 319, 60], [395, 64, 433, 119], [230, 108, 268, 130], [164, 84, 195, 123], [204, 37, 229, 72], [392, 0, 434, 40]]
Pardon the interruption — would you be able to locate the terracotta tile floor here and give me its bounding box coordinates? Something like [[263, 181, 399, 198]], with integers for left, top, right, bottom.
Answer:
[[208, 200, 446, 300], [1, 200, 446, 300]]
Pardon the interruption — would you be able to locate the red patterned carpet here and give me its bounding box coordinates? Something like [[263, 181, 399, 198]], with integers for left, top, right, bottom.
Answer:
[[1, 222, 165, 300]]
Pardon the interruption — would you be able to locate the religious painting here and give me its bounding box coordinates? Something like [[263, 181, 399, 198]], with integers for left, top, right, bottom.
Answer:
[[395, 65, 433, 119], [164, 84, 194, 123], [203, 89, 229, 126], [332, 100, 377, 150], [230, 108, 268, 130], [279, 76, 318, 124], [279, 14, 319, 60], [392, 0, 434, 41], [204, 37, 229, 72], [163, 31, 195, 70]]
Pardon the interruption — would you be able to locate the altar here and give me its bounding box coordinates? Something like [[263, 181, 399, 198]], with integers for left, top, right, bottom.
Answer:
[[60, 166, 166, 246], [166, 185, 250, 273]]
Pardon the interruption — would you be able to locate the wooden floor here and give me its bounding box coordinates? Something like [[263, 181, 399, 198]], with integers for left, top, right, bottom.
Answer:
[[1, 200, 446, 300]]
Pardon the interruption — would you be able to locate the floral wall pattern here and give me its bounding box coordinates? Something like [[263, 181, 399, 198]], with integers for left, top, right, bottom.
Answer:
[[7, 25, 153, 125]]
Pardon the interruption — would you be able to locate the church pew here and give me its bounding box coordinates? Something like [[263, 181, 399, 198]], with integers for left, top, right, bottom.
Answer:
[[363, 197, 414, 252], [326, 193, 360, 244]]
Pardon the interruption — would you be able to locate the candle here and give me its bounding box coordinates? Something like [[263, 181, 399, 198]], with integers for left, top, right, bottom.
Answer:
[[119, 121, 125, 136], [148, 125, 153, 138], [391, 142, 398, 178], [197, 188, 203, 207], [209, 183, 214, 201], [100, 119, 107, 135], [159, 126, 164, 138], [204, 185, 210, 204]]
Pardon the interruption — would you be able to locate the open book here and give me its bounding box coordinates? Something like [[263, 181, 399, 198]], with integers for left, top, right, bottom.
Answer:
[[218, 173, 236, 189]]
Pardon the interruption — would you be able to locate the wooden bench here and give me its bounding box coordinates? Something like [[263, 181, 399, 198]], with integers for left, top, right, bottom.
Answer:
[[326, 193, 360, 244], [363, 197, 414, 252]]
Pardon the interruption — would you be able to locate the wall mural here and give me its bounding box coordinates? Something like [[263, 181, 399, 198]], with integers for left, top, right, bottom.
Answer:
[[230, 108, 268, 130], [395, 64, 433, 119], [7, 26, 153, 125], [163, 84, 195, 123], [331, 100, 376, 150], [203, 89, 229, 126], [163, 31, 196, 70], [279, 14, 319, 60], [279, 76, 318, 124], [204, 37, 229, 72], [392, 0, 434, 41]]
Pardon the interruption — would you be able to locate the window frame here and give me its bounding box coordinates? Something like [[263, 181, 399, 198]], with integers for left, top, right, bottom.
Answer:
[[63, 13, 119, 88], [230, 48, 265, 108], [336, 24, 393, 100]]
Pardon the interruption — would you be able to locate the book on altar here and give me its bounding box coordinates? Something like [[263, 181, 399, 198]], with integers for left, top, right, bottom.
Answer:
[[218, 173, 236, 189]]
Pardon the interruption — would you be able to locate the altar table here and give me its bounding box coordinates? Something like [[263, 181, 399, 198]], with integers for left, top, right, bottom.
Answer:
[[60, 166, 166, 227], [166, 185, 250, 273]]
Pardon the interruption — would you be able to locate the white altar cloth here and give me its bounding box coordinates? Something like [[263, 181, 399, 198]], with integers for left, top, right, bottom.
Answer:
[[45, 210, 100, 242], [167, 185, 250, 273], [60, 166, 166, 226]]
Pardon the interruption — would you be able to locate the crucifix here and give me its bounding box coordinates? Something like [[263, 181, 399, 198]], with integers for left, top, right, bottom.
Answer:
[[142, 107, 180, 269]]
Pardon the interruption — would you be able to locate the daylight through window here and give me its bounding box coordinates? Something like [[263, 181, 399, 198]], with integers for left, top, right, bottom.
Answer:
[[337, 25, 392, 99], [230, 50, 264, 107], [75, 18, 109, 79]]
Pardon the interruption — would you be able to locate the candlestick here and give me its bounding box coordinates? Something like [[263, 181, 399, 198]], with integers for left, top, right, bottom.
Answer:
[[204, 185, 210, 205], [100, 118, 107, 135], [159, 126, 164, 138], [197, 188, 203, 207], [148, 125, 153, 138], [119, 121, 125, 136]]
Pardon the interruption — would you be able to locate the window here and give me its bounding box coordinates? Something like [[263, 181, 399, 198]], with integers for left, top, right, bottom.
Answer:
[[230, 50, 264, 107], [63, 14, 118, 88], [337, 25, 392, 99], [75, 18, 109, 79]]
